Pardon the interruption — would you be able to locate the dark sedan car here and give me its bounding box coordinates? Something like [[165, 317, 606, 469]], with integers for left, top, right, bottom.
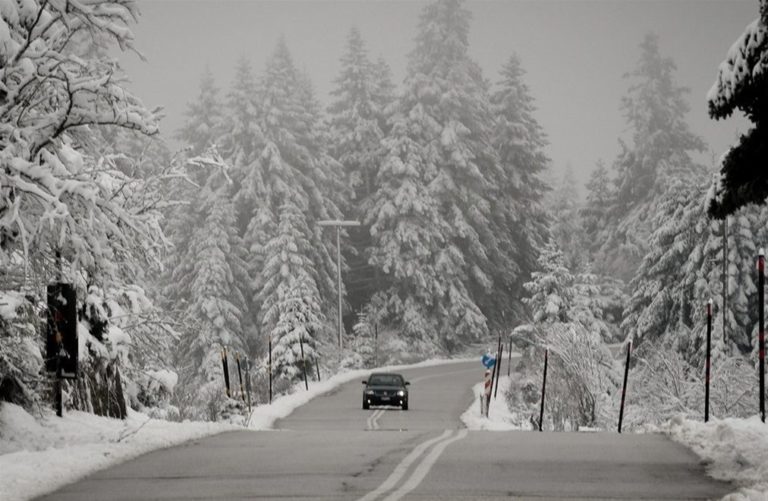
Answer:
[[362, 372, 410, 410]]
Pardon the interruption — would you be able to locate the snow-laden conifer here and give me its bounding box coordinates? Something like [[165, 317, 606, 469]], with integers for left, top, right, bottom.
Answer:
[[600, 34, 705, 281], [175, 168, 248, 415], [707, 0, 768, 218], [239, 40, 342, 360], [327, 29, 396, 325], [261, 203, 322, 380], [487, 54, 549, 322], [367, 0, 497, 351], [178, 67, 225, 157]]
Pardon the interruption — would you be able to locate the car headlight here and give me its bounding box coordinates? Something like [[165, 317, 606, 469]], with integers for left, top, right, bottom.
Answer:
[[365, 390, 374, 395], [397, 390, 405, 397]]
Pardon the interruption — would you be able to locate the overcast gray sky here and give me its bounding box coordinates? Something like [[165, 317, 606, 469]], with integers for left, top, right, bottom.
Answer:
[[121, 0, 757, 191]]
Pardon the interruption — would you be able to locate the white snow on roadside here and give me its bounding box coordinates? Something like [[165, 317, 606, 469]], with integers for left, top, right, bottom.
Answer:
[[460, 375, 529, 431], [0, 404, 239, 501], [663, 415, 768, 500], [248, 357, 474, 430], [0, 357, 471, 501]]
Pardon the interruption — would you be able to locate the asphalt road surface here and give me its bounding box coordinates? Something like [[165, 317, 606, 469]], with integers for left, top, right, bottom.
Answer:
[[39, 360, 732, 500]]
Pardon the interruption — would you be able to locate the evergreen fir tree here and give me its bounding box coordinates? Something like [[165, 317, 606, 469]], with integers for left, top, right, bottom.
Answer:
[[261, 203, 323, 380], [327, 29, 396, 322], [523, 242, 575, 325], [177, 67, 225, 156], [487, 54, 550, 323], [236, 39, 343, 358], [367, 0, 499, 351], [600, 33, 705, 281], [707, 0, 768, 218], [548, 167, 585, 273], [621, 178, 705, 349], [581, 160, 614, 257], [176, 169, 249, 411], [329, 27, 387, 206]]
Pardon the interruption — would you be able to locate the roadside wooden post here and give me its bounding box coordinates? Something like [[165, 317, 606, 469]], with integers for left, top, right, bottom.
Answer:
[[494, 343, 504, 399], [759, 248, 765, 423], [236, 353, 245, 401], [299, 334, 309, 391], [221, 347, 231, 398], [539, 349, 548, 432], [706, 299, 712, 422], [268, 335, 273, 404], [618, 341, 632, 433]]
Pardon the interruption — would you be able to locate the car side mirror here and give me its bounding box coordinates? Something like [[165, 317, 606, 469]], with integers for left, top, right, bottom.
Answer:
[[405, 381, 410, 386], [362, 381, 368, 385]]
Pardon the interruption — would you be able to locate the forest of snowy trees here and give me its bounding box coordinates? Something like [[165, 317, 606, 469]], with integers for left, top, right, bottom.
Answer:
[[1, 0, 767, 425]]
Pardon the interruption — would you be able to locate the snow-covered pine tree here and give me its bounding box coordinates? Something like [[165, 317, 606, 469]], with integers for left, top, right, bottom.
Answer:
[[239, 39, 342, 362], [707, 0, 768, 218], [174, 167, 249, 417], [522, 242, 575, 325], [262, 203, 323, 380], [487, 54, 550, 324], [371, 56, 397, 136], [178, 67, 225, 157], [581, 160, 614, 257], [621, 178, 705, 349], [367, 0, 498, 351], [327, 29, 396, 323], [547, 167, 586, 274], [329, 28, 385, 203], [694, 206, 759, 356], [599, 33, 705, 282]]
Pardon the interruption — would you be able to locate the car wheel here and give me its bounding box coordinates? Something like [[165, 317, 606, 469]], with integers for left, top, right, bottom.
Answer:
[[363, 399, 370, 410], [402, 401, 408, 411]]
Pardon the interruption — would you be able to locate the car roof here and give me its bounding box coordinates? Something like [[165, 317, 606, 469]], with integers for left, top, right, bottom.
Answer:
[[368, 372, 404, 377]]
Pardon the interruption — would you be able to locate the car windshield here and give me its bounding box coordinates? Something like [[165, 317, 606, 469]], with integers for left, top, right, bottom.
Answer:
[[368, 374, 403, 386]]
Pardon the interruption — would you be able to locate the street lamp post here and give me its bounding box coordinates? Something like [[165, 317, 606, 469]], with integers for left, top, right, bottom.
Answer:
[[317, 219, 360, 357]]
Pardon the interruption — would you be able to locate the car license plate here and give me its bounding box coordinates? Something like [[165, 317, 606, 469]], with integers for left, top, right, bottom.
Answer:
[[381, 396, 390, 401]]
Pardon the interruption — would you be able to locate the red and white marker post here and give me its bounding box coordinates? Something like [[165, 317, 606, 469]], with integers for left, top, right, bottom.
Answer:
[[483, 369, 492, 417]]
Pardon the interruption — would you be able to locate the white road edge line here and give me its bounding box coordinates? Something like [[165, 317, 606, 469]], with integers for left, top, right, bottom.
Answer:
[[357, 430, 453, 501], [382, 429, 469, 501]]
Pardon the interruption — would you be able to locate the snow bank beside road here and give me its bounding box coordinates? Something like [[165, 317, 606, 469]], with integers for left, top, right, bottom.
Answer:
[[0, 403, 238, 501], [663, 415, 768, 500], [460, 376, 530, 431]]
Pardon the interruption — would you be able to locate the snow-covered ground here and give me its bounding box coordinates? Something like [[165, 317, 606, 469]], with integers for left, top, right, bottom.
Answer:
[[0, 404, 239, 501], [663, 416, 768, 500], [0, 357, 471, 501], [461, 375, 530, 431]]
